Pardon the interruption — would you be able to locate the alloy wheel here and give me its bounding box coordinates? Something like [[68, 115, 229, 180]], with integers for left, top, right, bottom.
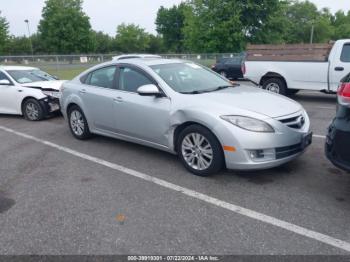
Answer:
[[181, 133, 214, 171], [70, 110, 85, 136], [265, 82, 280, 93], [25, 102, 39, 120]]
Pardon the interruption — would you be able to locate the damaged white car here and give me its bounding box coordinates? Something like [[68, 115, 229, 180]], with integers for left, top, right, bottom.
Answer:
[[0, 66, 65, 121]]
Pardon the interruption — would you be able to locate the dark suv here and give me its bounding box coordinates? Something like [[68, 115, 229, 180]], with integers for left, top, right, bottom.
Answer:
[[325, 72, 350, 172], [211, 57, 244, 80]]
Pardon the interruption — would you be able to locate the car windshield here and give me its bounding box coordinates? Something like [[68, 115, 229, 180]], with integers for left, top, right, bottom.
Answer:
[[151, 62, 233, 94], [6, 69, 56, 84]]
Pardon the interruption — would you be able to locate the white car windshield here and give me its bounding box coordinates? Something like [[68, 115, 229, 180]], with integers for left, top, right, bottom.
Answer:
[[6, 70, 57, 84], [151, 63, 233, 94]]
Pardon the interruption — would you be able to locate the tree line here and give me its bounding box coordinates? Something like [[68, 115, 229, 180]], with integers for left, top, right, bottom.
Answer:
[[0, 0, 349, 56]]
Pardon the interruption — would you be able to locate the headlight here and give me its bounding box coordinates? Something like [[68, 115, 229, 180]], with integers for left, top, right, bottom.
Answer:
[[220, 115, 275, 133], [42, 90, 61, 99]]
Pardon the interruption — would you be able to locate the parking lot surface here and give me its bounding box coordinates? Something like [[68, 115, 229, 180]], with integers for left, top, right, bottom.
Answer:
[[0, 83, 349, 255]]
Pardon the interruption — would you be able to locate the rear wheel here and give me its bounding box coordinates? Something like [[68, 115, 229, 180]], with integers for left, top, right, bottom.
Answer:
[[22, 99, 44, 121], [68, 106, 91, 140], [177, 125, 224, 176], [262, 78, 287, 96]]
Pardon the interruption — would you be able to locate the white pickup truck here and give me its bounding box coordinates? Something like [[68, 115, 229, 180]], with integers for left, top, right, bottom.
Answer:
[[244, 39, 350, 96]]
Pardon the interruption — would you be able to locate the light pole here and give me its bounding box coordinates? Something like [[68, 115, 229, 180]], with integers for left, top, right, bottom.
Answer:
[[24, 19, 34, 61], [310, 24, 315, 44]]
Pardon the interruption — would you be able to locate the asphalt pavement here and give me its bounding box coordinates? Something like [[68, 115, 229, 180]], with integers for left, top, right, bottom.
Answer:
[[0, 84, 349, 255]]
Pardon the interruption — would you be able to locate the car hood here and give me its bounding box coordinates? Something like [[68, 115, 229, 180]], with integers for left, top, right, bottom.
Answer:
[[185, 86, 302, 118], [22, 80, 66, 91]]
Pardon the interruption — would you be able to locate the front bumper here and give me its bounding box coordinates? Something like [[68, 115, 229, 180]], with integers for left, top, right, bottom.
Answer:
[[39, 97, 60, 116], [325, 116, 350, 172], [213, 112, 312, 170]]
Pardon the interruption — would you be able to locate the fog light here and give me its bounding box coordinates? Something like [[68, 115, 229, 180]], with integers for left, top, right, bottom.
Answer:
[[248, 149, 276, 162]]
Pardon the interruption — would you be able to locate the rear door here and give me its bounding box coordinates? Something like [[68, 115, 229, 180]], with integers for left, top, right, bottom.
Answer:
[[79, 66, 118, 132], [330, 42, 350, 91]]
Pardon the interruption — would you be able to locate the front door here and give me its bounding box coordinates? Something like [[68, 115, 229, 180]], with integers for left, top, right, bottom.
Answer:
[[0, 71, 20, 114], [330, 42, 350, 91], [113, 66, 171, 147]]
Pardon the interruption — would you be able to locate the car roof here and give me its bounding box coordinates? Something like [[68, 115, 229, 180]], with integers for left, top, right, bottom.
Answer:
[[0, 65, 39, 71], [95, 58, 187, 68], [112, 54, 162, 60]]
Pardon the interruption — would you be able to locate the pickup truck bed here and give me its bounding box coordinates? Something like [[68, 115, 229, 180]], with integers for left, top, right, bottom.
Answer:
[[244, 39, 350, 96]]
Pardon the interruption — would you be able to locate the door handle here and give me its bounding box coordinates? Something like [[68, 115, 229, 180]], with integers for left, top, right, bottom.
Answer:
[[113, 97, 124, 103], [335, 67, 344, 71], [17, 89, 23, 92], [79, 89, 87, 94]]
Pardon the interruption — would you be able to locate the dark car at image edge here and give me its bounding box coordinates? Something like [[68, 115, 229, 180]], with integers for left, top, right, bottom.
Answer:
[[211, 57, 244, 80], [326, 72, 350, 172]]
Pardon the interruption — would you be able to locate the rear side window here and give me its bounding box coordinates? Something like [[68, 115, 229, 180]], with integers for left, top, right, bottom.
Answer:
[[340, 44, 350, 62], [86, 66, 117, 89], [119, 67, 153, 93]]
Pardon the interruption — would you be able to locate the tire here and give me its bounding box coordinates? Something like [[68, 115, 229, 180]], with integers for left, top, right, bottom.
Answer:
[[22, 98, 44, 121], [177, 125, 224, 176], [68, 105, 91, 140], [262, 78, 287, 96]]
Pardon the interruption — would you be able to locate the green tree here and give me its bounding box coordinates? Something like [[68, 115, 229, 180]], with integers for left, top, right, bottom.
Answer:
[[38, 0, 93, 54], [115, 23, 150, 53], [91, 31, 114, 53], [156, 3, 188, 52], [147, 35, 166, 54], [332, 11, 350, 39], [183, 0, 283, 53], [0, 11, 9, 54], [6, 36, 32, 55]]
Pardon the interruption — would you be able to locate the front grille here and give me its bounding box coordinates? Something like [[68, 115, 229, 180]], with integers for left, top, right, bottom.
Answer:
[[275, 143, 303, 159], [279, 114, 305, 129]]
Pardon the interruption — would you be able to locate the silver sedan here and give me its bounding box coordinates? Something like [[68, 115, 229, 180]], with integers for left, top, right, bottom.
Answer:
[[60, 58, 312, 176]]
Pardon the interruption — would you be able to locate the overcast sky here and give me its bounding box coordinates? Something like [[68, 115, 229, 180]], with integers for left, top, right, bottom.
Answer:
[[1, 0, 349, 37]]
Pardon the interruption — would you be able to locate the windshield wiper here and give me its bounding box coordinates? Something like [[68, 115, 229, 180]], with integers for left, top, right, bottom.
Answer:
[[180, 84, 239, 95]]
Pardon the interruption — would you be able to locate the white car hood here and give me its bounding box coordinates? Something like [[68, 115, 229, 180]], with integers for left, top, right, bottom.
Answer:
[[22, 80, 66, 91], [187, 85, 302, 118]]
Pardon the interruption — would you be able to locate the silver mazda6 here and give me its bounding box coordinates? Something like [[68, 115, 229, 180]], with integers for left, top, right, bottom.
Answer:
[[60, 58, 312, 176]]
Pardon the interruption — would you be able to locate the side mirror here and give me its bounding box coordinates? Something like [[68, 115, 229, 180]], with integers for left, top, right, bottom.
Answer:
[[137, 84, 162, 97], [0, 79, 11, 85]]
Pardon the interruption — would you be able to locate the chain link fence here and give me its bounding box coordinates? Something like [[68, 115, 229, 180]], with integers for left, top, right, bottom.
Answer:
[[0, 53, 244, 79]]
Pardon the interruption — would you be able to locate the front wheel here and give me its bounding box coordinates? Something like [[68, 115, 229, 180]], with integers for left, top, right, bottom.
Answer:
[[177, 125, 224, 176], [22, 98, 44, 121], [68, 106, 91, 140]]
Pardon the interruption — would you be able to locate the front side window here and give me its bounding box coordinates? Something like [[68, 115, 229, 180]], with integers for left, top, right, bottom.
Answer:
[[340, 44, 350, 63], [119, 67, 153, 93], [88, 66, 117, 89], [151, 63, 232, 94]]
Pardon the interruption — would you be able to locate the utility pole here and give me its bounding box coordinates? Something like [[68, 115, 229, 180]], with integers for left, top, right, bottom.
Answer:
[[24, 19, 34, 61], [310, 25, 314, 44]]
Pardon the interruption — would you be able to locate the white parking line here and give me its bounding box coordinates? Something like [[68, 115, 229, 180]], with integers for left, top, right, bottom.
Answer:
[[313, 134, 326, 139], [0, 125, 349, 253]]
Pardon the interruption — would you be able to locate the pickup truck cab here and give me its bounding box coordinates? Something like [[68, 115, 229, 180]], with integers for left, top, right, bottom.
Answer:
[[244, 39, 350, 96]]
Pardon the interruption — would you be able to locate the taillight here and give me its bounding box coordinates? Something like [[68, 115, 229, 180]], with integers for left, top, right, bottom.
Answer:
[[338, 82, 350, 105], [241, 63, 246, 75]]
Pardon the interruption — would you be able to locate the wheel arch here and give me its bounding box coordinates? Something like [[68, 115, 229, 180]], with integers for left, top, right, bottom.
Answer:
[[173, 121, 223, 154], [260, 72, 288, 88], [21, 96, 41, 114]]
